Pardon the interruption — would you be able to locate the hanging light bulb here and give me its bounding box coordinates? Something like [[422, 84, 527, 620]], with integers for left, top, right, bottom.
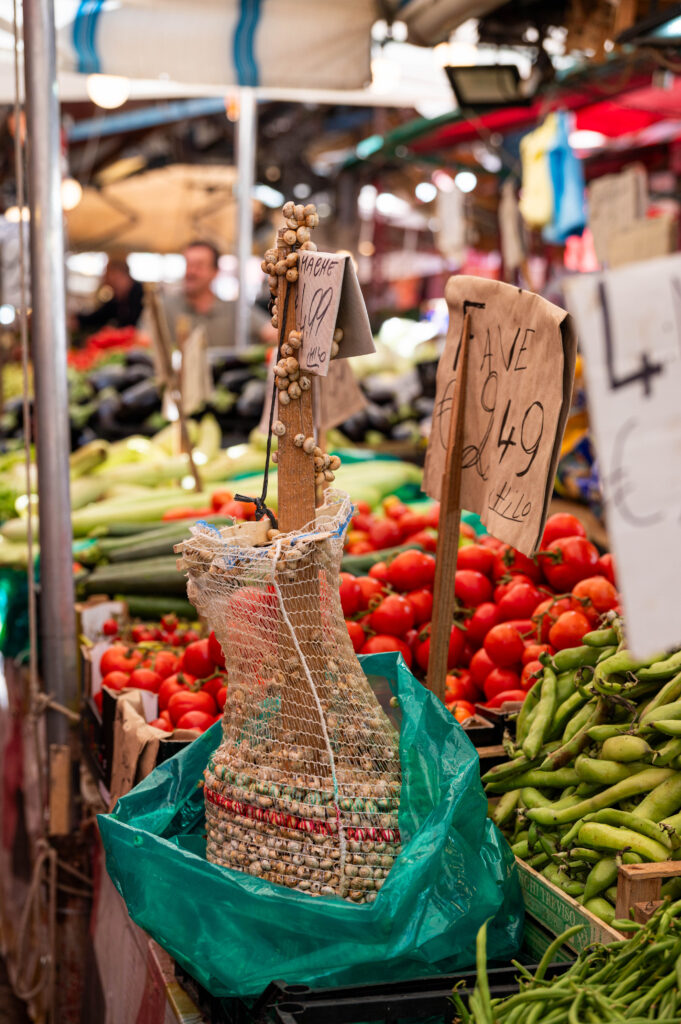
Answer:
[[86, 74, 130, 109], [61, 177, 83, 210]]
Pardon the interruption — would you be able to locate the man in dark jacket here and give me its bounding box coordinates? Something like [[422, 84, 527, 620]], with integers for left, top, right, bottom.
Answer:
[[76, 257, 144, 332]]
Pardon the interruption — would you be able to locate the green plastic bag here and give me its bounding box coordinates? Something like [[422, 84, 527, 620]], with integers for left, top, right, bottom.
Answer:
[[99, 652, 522, 997]]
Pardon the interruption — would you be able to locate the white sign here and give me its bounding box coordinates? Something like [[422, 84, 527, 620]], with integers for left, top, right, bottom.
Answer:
[[565, 255, 681, 657]]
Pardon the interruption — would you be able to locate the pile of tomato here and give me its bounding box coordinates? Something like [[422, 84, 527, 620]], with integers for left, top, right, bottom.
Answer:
[[344, 497, 438, 555], [340, 509, 618, 724], [96, 619, 227, 735]]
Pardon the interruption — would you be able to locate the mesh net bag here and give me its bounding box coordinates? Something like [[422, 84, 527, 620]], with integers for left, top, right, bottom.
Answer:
[[176, 491, 402, 903]]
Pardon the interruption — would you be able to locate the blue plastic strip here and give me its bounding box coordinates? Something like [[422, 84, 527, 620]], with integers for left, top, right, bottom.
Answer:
[[233, 0, 261, 87], [72, 0, 104, 74]]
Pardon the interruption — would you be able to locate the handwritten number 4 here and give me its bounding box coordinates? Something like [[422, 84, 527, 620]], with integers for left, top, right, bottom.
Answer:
[[599, 281, 664, 398], [497, 399, 516, 462]]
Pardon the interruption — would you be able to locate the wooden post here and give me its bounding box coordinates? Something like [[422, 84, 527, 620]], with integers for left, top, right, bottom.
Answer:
[[274, 228, 316, 533], [426, 313, 471, 701]]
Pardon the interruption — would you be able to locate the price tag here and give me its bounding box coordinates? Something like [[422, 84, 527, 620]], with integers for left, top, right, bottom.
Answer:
[[423, 277, 577, 555], [564, 255, 681, 656], [295, 251, 374, 375]]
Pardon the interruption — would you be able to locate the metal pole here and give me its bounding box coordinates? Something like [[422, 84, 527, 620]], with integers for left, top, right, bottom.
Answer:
[[23, 0, 78, 745], [235, 87, 257, 350]]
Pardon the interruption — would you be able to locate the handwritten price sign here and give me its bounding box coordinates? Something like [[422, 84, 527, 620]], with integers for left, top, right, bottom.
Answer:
[[295, 251, 374, 375], [565, 255, 681, 656], [424, 277, 577, 555]]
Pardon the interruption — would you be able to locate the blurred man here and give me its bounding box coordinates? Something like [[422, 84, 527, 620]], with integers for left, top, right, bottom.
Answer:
[[161, 240, 275, 348], [76, 257, 143, 331]]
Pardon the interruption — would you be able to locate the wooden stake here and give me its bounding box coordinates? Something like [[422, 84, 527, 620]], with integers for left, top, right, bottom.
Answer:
[[426, 313, 471, 701]]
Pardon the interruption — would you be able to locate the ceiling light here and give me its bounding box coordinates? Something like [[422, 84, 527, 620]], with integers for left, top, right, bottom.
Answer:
[[61, 177, 83, 211], [253, 183, 285, 208], [454, 171, 477, 193], [5, 206, 29, 222], [86, 74, 130, 109], [358, 184, 377, 216], [293, 183, 311, 199], [415, 182, 437, 203], [375, 192, 410, 217], [568, 129, 606, 150]]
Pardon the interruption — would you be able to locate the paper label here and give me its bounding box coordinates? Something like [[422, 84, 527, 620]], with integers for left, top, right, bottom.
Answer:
[[564, 254, 681, 656], [423, 276, 577, 554], [295, 251, 374, 375]]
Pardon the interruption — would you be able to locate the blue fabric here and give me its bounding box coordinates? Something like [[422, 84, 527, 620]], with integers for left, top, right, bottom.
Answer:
[[233, 0, 261, 87], [543, 112, 586, 243], [73, 0, 104, 75]]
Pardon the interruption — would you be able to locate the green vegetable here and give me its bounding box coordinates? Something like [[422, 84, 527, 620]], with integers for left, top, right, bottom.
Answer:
[[582, 627, 618, 647], [552, 645, 600, 672], [600, 735, 653, 763], [527, 768, 674, 826], [633, 773, 681, 822], [522, 668, 557, 760], [583, 857, 618, 902]]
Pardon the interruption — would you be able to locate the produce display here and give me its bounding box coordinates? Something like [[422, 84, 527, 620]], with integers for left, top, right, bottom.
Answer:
[[458, 908, 681, 1023]]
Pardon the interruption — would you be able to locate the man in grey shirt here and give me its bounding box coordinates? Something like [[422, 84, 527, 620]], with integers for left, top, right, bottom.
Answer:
[[160, 240, 273, 349]]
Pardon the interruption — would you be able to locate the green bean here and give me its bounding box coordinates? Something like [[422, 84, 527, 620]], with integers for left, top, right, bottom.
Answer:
[[569, 808, 673, 850], [481, 752, 539, 786], [637, 655, 681, 682], [520, 787, 552, 809], [638, 671, 681, 720], [568, 846, 601, 863], [511, 839, 530, 858], [600, 735, 653, 763], [583, 857, 619, 902], [527, 851, 550, 869], [583, 896, 616, 924], [587, 723, 635, 743], [645, 719, 681, 737], [633, 772, 681, 822], [523, 669, 558, 761], [583, 627, 618, 647], [596, 650, 665, 683], [575, 755, 650, 786], [549, 691, 588, 741], [641, 699, 681, 725], [487, 767, 580, 793], [563, 700, 598, 743], [578, 821, 670, 861], [516, 677, 544, 746], [541, 699, 608, 772], [595, 644, 619, 664], [652, 737, 681, 766], [527, 768, 674, 826], [492, 788, 521, 826], [553, 645, 601, 672]]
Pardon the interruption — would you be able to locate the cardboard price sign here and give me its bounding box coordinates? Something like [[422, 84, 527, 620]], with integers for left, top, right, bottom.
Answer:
[[295, 251, 375, 375], [423, 277, 577, 555], [564, 255, 681, 657]]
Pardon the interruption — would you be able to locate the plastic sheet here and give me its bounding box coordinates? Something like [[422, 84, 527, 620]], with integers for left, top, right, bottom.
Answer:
[[99, 652, 523, 997]]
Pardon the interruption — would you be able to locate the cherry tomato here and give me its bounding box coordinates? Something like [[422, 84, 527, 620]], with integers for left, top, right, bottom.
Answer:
[[131, 625, 155, 643], [479, 535, 506, 553], [405, 528, 438, 552], [339, 572, 363, 617], [102, 618, 119, 636], [466, 603, 501, 648], [158, 672, 195, 712], [386, 550, 436, 592], [484, 623, 525, 668], [455, 570, 493, 608], [450, 700, 476, 723], [484, 667, 521, 702], [384, 497, 408, 520], [521, 660, 543, 690], [414, 625, 465, 672], [597, 553, 617, 586], [152, 650, 180, 680], [368, 519, 402, 550], [180, 639, 214, 679], [355, 575, 384, 611], [370, 594, 414, 637], [532, 597, 575, 643], [208, 631, 226, 670], [522, 643, 552, 666], [425, 504, 440, 529], [101, 670, 130, 692], [445, 670, 477, 703], [485, 689, 527, 708], [572, 575, 619, 615], [456, 545, 495, 577], [540, 537, 600, 591], [549, 610, 592, 651], [360, 634, 412, 668], [497, 581, 542, 622], [168, 689, 217, 726], [493, 574, 535, 604], [492, 546, 542, 583], [355, 500, 372, 516], [469, 648, 496, 687], [215, 686, 228, 710], [541, 512, 586, 547], [175, 710, 215, 732], [407, 588, 433, 625], [100, 644, 142, 676], [368, 561, 389, 583], [345, 620, 365, 652], [128, 667, 163, 693], [397, 511, 428, 536], [149, 717, 173, 733]]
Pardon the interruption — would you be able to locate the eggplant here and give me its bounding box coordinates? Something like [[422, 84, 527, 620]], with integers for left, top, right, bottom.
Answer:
[[117, 379, 161, 422], [416, 359, 439, 398], [338, 410, 370, 444], [124, 350, 155, 369], [218, 367, 255, 393], [236, 379, 267, 419], [364, 402, 392, 436], [361, 377, 398, 406], [88, 365, 130, 392], [390, 420, 420, 442], [413, 396, 434, 418]]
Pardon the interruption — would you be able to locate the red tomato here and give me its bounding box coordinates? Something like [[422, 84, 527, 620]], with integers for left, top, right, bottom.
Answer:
[[216, 686, 228, 710], [549, 610, 592, 651], [484, 667, 521, 701], [532, 597, 574, 643], [370, 594, 414, 637], [101, 670, 130, 692], [466, 603, 501, 648], [541, 512, 587, 547], [455, 569, 493, 608], [521, 660, 543, 690], [158, 672, 194, 711], [484, 623, 525, 668], [469, 648, 496, 687], [425, 504, 440, 529], [205, 631, 225, 670], [450, 700, 475, 723], [368, 519, 402, 550], [386, 550, 436, 591], [211, 489, 233, 512], [485, 689, 527, 708], [384, 497, 408, 520], [180, 639, 214, 679], [102, 618, 119, 636], [222, 499, 256, 520], [360, 634, 412, 668], [597, 553, 617, 586], [368, 561, 389, 583], [128, 667, 162, 693], [397, 511, 428, 536], [460, 523, 476, 540], [407, 588, 433, 625], [415, 625, 465, 672], [346, 530, 370, 548], [168, 689, 217, 725], [479, 535, 506, 552], [405, 528, 438, 553], [522, 643, 552, 666], [201, 675, 225, 698], [497, 582, 542, 622], [159, 710, 173, 725], [131, 625, 155, 643], [540, 537, 600, 591], [339, 572, 363, 617], [345, 620, 365, 652], [347, 541, 374, 555], [355, 575, 384, 611], [493, 574, 535, 604], [456, 545, 495, 577], [153, 650, 180, 680], [351, 511, 373, 532], [492, 547, 542, 583], [100, 644, 142, 676], [175, 710, 215, 732], [445, 670, 477, 702], [572, 575, 619, 615], [162, 506, 212, 521], [355, 500, 372, 516], [149, 717, 173, 733]]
